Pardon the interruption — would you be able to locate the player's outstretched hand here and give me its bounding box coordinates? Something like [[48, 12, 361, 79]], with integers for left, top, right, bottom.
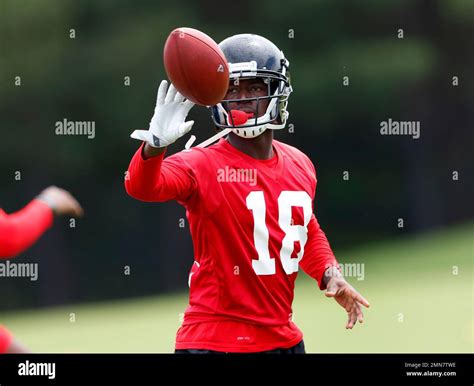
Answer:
[[325, 277, 370, 329], [37, 186, 84, 218], [131, 80, 195, 149]]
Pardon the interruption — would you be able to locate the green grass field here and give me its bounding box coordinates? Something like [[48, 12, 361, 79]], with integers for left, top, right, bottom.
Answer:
[[2, 223, 473, 353]]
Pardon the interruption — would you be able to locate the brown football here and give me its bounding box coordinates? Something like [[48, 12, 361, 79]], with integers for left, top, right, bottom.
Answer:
[[163, 27, 229, 106]]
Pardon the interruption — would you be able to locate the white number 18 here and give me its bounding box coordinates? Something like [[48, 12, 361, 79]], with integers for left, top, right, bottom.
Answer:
[[246, 191, 312, 275]]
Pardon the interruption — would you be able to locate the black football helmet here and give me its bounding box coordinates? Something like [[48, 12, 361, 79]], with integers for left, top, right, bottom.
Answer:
[[209, 34, 292, 138]]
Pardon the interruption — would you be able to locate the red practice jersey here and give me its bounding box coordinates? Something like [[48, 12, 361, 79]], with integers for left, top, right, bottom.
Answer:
[[126, 138, 339, 352]]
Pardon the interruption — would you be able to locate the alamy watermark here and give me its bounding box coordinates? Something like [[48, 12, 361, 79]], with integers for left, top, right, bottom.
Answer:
[[0, 261, 38, 281], [217, 166, 257, 186], [55, 118, 95, 139], [325, 263, 365, 281], [380, 118, 420, 139]]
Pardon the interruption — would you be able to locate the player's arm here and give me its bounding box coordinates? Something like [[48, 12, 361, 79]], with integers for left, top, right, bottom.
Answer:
[[299, 159, 370, 328], [0, 186, 83, 259], [299, 214, 340, 290], [142, 143, 166, 158], [300, 215, 370, 329], [125, 80, 197, 202]]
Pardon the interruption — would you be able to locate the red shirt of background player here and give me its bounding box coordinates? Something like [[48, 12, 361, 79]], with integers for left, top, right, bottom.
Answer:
[[0, 199, 53, 353], [125, 138, 340, 352], [0, 200, 53, 259]]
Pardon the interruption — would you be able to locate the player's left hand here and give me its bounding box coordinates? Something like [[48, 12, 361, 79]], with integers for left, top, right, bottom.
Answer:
[[325, 277, 370, 329]]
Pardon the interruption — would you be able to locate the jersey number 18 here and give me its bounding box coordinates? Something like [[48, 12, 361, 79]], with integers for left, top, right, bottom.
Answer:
[[246, 191, 312, 276]]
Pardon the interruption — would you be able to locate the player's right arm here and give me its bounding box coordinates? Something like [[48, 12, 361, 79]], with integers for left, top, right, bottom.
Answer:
[[125, 80, 197, 203], [0, 186, 83, 259]]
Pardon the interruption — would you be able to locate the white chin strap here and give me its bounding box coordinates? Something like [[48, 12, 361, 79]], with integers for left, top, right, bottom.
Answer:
[[182, 125, 264, 150], [184, 129, 231, 149], [233, 126, 267, 138], [229, 108, 288, 139]]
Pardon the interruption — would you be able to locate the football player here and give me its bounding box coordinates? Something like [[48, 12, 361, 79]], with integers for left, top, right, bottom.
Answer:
[[0, 186, 83, 353], [126, 34, 370, 353]]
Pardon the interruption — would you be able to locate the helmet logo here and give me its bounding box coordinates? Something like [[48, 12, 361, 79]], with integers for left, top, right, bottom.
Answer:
[[229, 61, 258, 78], [217, 64, 225, 73]]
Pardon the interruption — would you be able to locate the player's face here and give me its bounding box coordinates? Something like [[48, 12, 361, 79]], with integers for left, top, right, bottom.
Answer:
[[225, 78, 270, 118]]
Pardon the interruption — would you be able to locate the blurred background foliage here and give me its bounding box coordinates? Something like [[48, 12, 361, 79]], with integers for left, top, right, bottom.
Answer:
[[0, 0, 472, 311]]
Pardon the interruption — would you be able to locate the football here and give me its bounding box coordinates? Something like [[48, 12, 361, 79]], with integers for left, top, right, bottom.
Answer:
[[163, 27, 229, 106]]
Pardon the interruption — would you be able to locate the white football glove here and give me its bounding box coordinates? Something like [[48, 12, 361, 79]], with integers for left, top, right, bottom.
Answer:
[[131, 80, 195, 148]]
